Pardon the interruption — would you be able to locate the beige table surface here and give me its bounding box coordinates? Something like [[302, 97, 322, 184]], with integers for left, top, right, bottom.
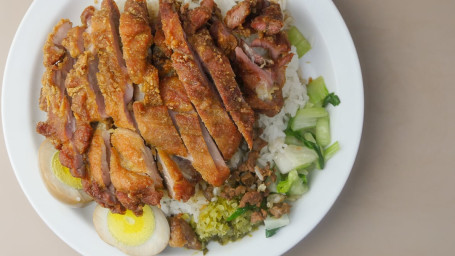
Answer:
[[1, 0, 454, 255]]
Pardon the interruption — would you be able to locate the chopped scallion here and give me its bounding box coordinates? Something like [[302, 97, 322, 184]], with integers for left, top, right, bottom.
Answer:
[[227, 205, 256, 221], [266, 228, 280, 238]]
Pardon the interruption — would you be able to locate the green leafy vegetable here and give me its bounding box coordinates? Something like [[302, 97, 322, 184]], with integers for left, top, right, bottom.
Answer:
[[289, 177, 308, 196], [324, 141, 340, 161], [274, 145, 317, 174], [287, 26, 311, 58], [284, 134, 305, 146], [276, 169, 309, 196], [300, 132, 325, 169], [226, 205, 256, 222], [264, 214, 290, 230], [323, 92, 341, 107], [290, 107, 328, 131], [315, 117, 330, 147], [277, 170, 299, 194], [307, 77, 329, 106], [266, 228, 280, 238]]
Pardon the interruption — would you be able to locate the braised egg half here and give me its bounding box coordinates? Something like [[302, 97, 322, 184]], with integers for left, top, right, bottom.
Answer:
[[38, 139, 92, 207], [93, 205, 170, 256]]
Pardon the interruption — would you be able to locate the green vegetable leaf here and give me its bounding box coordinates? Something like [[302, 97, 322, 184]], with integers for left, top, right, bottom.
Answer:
[[226, 205, 256, 221], [287, 26, 311, 58], [299, 173, 308, 184], [266, 228, 281, 238], [277, 170, 299, 194], [322, 92, 341, 107], [307, 77, 329, 106], [299, 132, 325, 169], [324, 141, 340, 161]]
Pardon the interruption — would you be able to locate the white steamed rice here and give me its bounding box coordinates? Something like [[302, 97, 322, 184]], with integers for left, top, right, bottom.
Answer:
[[257, 46, 310, 167], [160, 190, 209, 221]]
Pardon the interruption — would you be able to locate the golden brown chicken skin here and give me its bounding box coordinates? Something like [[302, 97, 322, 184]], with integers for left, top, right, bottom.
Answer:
[[160, 77, 230, 187], [110, 128, 164, 216], [160, 0, 241, 160], [91, 0, 136, 131], [120, 0, 187, 157]]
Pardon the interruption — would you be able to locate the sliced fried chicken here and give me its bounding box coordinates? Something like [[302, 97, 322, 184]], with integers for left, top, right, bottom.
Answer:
[[83, 122, 125, 214], [152, 23, 176, 77], [119, 0, 153, 87], [189, 29, 255, 149], [160, 0, 241, 160], [64, 7, 106, 123], [110, 128, 164, 216], [160, 76, 230, 187], [157, 149, 195, 201], [120, 0, 187, 157], [133, 103, 188, 157], [91, 0, 135, 131], [66, 52, 106, 123], [170, 155, 201, 183], [36, 19, 90, 178], [62, 26, 85, 59], [41, 19, 72, 70]]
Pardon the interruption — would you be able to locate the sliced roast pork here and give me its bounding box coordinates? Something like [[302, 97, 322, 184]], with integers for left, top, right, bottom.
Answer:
[[234, 46, 283, 116], [209, 18, 238, 56], [224, 0, 251, 29], [250, 1, 284, 35], [235, 31, 293, 116], [184, 0, 215, 34]]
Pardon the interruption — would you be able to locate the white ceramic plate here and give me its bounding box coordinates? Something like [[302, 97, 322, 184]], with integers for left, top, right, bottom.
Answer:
[[2, 0, 363, 255]]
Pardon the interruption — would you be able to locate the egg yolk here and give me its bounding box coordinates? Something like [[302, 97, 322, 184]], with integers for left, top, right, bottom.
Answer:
[[107, 205, 155, 246], [51, 151, 83, 189]]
